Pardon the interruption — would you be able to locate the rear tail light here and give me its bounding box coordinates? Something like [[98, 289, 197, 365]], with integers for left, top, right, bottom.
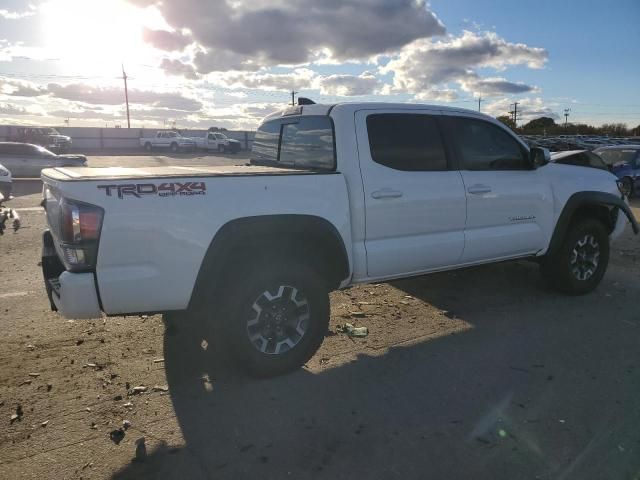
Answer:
[[59, 199, 104, 271]]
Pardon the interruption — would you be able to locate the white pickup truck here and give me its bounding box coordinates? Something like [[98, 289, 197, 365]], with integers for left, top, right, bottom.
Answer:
[[190, 131, 242, 153], [41, 102, 638, 377], [139, 131, 196, 153]]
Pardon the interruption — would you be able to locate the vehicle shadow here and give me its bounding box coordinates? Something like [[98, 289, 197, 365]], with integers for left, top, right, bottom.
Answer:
[[111, 260, 640, 480]]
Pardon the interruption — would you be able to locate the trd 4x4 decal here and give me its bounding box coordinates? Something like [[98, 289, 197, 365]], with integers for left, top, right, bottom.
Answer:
[[98, 182, 206, 199]]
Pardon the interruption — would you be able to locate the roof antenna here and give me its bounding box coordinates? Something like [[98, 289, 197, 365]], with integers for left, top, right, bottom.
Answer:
[[297, 97, 315, 105]]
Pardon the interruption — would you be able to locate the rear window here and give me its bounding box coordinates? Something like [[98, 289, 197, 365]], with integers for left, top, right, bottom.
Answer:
[[251, 116, 335, 171]]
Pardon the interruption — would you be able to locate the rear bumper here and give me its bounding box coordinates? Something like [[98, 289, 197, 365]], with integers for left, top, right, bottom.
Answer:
[[42, 230, 102, 319]]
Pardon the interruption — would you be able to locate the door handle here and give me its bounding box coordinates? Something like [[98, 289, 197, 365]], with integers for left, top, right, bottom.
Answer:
[[467, 184, 492, 194], [371, 189, 403, 199]]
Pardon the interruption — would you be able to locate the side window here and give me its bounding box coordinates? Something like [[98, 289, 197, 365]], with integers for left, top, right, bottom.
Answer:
[[450, 117, 527, 170], [279, 117, 335, 170], [366, 113, 447, 171], [252, 119, 281, 163]]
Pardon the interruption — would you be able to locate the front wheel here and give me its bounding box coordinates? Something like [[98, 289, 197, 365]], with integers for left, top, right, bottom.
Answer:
[[220, 259, 329, 377], [541, 218, 609, 295]]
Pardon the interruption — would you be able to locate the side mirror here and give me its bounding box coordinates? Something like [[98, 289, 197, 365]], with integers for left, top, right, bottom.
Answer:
[[530, 147, 550, 169]]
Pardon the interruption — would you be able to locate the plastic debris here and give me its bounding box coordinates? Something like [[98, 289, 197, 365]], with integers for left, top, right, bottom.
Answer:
[[337, 323, 369, 337], [110, 428, 125, 445], [122, 419, 131, 430]]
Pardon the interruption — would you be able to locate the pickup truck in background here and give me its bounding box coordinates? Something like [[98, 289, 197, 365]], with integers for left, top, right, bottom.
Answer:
[[41, 101, 638, 378], [190, 131, 242, 153], [139, 131, 197, 153], [11, 127, 72, 153]]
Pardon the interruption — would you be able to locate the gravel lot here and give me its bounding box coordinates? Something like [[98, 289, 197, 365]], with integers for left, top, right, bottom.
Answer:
[[1, 155, 640, 479]]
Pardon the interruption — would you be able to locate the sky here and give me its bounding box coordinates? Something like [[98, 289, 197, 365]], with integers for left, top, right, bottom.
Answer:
[[0, 0, 638, 130]]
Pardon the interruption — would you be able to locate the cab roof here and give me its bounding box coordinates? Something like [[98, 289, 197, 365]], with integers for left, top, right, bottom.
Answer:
[[262, 101, 497, 123]]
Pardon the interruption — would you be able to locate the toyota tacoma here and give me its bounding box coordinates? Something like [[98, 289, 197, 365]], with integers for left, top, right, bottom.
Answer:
[[40, 102, 638, 377]]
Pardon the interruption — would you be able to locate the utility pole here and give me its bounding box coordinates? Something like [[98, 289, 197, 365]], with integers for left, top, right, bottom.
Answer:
[[477, 96, 482, 112], [564, 108, 571, 128], [509, 102, 520, 128], [122, 64, 131, 129], [290, 90, 298, 106]]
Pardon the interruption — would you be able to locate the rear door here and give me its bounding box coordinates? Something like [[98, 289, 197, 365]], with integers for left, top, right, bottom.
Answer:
[[443, 115, 554, 263], [356, 110, 467, 278]]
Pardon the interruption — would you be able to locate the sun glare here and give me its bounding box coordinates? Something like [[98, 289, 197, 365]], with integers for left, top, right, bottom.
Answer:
[[41, 0, 161, 77]]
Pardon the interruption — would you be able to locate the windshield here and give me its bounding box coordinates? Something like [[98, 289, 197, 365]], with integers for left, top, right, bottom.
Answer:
[[597, 149, 638, 166], [41, 128, 60, 135], [214, 133, 227, 139]]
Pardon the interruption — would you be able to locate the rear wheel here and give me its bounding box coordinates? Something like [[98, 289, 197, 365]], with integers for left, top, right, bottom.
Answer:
[[621, 177, 634, 198], [541, 218, 609, 294], [218, 258, 329, 377]]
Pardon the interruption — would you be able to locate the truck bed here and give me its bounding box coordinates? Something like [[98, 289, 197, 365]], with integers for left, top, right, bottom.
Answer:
[[42, 164, 327, 182]]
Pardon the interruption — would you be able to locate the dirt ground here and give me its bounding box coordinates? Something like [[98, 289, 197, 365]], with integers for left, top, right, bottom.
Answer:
[[1, 156, 639, 479]]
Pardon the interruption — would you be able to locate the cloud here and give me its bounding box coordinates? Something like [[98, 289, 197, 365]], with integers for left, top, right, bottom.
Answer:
[[413, 89, 459, 102], [160, 59, 198, 80], [130, 0, 445, 72], [212, 68, 316, 91], [459, 76, 537, 96], [0, 77, 48, 97], [0, 103, 32, 115], [484, 97, 560, 121], [315, 72, 381, 96], [45, 83, 203, 111], [142, 27, 192, 51], [381, 30, 547, 96]]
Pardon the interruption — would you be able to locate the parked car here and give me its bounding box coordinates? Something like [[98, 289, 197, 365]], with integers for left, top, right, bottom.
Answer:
[[0, 142, 86, 177], [140, 131, 196, 152], [593, 145, 640, 197], [191, 131, 242, 153], [40, 101, 637, 378], [550, 150, 608, 171], [0, 163, 12, 200], [10, 127, 72, 153]]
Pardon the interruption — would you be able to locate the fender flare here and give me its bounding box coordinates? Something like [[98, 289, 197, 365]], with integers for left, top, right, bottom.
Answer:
[[547, 191, 638, 256], [188, 214, 351, 309]]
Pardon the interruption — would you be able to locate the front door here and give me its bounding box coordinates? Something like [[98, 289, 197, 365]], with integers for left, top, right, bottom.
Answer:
[[356, 110, 467, 279], [443, 115, 553, 263]]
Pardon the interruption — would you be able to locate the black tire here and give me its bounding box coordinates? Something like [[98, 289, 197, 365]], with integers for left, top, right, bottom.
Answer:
[[541, 218, 609, 295], [218, 258, 329, 378], [144, 142, 152, 152], [621, 177, 634, 198], [170, 142, 179, 153]]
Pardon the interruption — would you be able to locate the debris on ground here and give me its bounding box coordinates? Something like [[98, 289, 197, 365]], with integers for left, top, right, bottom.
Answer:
[[28, 372, 40, 377], [110, 428, 126, 445], [10, 405, 23, 424], [152, 358, 165, 363], [122, 419, 131, 430], [129, 386, 148, 395], [123, 402, 133, 409], [337, 323, 369, 337], [348, 311, 367, 318], [41, 420, 49, 427], [134, 437, 147, 461], [152, 385, 169, 392]]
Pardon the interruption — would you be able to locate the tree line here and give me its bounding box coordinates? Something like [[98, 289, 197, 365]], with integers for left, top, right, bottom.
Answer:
[[496, 116, 640, 136]]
